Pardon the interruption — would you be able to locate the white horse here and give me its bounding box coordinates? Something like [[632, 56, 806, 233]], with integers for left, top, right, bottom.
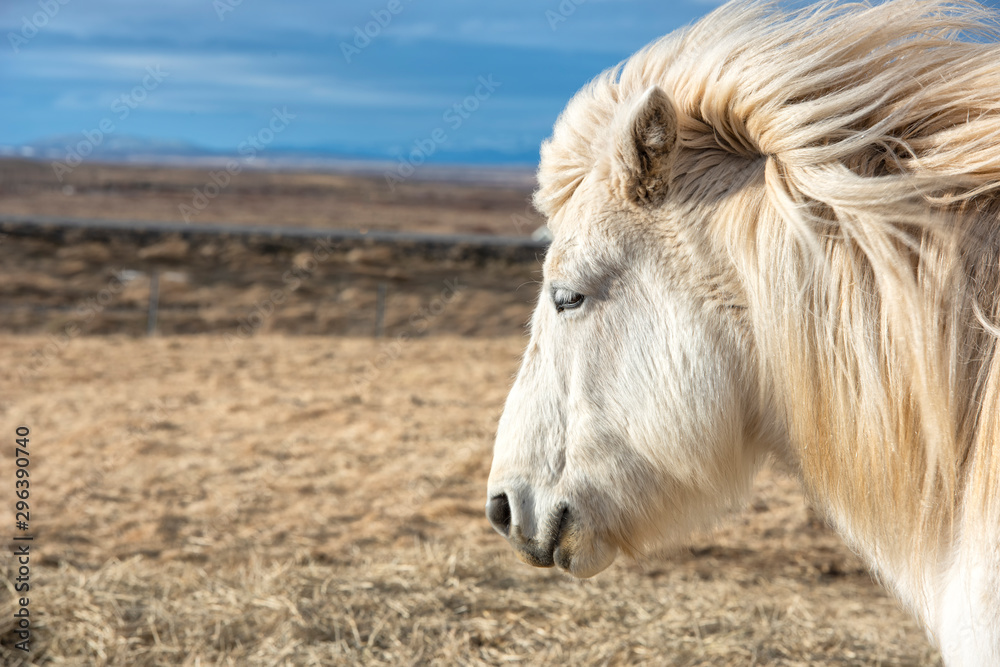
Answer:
[[486, 1, 1000, 663]]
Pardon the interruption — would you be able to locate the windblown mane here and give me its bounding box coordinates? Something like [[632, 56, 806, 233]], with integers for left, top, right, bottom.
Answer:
[[537, 0, 1000, 597]]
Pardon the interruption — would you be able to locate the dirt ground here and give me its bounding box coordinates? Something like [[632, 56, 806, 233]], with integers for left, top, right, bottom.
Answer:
[[0, 335, 940, 666], [0, 158, 543, 237]]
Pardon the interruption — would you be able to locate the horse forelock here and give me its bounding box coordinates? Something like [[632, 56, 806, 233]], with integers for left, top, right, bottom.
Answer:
[[536, 0, 1000, 220]]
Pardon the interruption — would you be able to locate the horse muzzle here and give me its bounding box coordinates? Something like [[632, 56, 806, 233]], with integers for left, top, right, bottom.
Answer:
[[486, 491, 616, 576], [486, 492, 570, 567]]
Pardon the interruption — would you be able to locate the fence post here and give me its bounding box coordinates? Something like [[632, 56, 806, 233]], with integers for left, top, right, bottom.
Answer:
[[147, 270, 159, 336], [374, 282, 386, 338]]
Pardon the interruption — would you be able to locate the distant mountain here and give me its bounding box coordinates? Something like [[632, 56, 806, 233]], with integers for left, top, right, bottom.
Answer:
[[3, 135, 538, 164], [1, 135, 211, 161], [0, 135, 537, 187]]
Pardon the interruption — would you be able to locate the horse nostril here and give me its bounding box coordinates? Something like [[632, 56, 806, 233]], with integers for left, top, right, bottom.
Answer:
[[486, 493, 512, 537]]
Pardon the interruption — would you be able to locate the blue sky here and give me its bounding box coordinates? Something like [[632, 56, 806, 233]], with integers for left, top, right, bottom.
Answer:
[[0, 0, 725, 165]]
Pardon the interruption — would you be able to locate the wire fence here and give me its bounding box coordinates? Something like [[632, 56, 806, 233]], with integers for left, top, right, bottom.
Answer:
[[0, 215, 547, 339]]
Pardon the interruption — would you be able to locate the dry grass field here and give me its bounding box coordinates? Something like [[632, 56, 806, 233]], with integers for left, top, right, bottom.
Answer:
[[0, 231, 540, 338], [1, 335, 941, 666], [0, 157, 942, 665], [0, 158, 542, 237]]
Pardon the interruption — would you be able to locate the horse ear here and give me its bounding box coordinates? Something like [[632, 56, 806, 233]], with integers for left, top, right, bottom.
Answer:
[[614, 85, 678, 205]]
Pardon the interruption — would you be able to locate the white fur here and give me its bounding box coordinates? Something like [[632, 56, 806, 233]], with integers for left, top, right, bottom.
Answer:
[[487, 1, 1000, 661]]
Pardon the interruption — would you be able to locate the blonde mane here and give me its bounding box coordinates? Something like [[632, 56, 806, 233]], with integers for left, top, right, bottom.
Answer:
[[536, 0, 1000, 608]]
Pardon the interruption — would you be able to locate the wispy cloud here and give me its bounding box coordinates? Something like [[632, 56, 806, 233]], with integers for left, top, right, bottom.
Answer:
[[1, 0, 722, 162]]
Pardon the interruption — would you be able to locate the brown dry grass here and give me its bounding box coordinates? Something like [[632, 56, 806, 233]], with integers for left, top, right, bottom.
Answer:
[[0, 234, 540, 338], [0, 334, 940, 665], [0, 158, 542, 237]]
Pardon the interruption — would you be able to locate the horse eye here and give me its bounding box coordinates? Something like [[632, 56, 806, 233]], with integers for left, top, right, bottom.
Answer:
[[553, 288, 585, 313]]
